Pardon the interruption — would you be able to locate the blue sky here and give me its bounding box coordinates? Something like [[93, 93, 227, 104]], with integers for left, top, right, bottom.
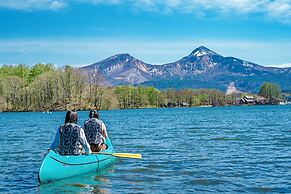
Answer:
[[0, 0, 290, 67]]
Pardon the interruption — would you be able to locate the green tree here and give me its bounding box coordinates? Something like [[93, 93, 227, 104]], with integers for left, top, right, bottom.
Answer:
[[29, 63, 54, 82], [0, 96, 4, 112], [146, 87, 160, 107], [2, 76, 25, 110], [14, 64, 30, 82], [259, 82, 282, 104]]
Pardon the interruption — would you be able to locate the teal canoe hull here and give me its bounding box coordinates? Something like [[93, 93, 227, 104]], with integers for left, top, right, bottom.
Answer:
[[39, 138, 115, 183]]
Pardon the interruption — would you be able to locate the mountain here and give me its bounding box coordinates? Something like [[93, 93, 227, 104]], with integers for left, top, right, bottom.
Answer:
[[81, 46, 291, 92], [82, 53, 152, 85], [148, 46, 223, 79]]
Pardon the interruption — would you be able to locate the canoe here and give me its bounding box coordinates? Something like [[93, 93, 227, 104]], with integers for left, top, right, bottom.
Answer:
[[38, 138, 115, 183]]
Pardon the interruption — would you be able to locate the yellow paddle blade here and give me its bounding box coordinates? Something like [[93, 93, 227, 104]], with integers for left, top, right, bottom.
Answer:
[[93, 152, 142, 159], [112, 153, 142, 159]]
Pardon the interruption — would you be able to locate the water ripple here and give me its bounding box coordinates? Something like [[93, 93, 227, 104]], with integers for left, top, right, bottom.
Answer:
[[0, 106, 290, 193]]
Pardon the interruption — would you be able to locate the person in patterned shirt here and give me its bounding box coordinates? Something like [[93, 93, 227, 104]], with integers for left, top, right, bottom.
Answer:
[[50, 110, 91, 155], [84, 110, 108, 152]]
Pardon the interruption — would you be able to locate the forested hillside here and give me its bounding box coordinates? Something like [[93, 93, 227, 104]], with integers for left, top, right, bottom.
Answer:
[[0, 64, 115, 111], [0, 64, 237, 112], [0, 64, 284, 112]]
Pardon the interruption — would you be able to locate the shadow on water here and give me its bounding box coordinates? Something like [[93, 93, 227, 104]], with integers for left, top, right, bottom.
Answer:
[[38, 165, 114, 194]]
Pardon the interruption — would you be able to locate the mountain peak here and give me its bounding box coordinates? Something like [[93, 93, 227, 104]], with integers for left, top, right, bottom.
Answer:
[[111, 53, 133, 59], [197, 46, 211, 51], [113, 53, 131, 57], [100, 53, 135, 63], [190, 46, 218, 57]]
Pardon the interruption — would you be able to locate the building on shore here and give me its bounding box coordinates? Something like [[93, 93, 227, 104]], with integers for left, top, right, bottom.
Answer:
[[254, 96, 267, 105], [283, 96, 291, 104], [240, 95, 255, 105]]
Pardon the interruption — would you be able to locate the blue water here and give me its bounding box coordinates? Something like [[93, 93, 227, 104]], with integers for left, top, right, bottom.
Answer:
[[0, 106, 290, 193]]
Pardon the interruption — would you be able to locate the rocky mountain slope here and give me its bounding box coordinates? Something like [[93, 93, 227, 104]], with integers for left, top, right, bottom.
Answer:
[[81, 46, 291, 92]]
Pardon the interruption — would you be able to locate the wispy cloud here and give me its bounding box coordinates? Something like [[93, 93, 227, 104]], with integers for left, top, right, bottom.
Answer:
[[0, 0, 290, 23], [0, 0, 67, 11], [80, 0, 122, 5], [0, 38, 290, 67], [130, 0, 291, 23]]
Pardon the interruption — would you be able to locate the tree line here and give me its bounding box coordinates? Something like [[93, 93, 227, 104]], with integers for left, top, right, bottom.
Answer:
[[0, 64, 284, 112]]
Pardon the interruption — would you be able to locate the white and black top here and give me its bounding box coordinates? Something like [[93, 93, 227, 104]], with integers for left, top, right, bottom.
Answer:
[[84, 118, 106, 145], [50, 123, 91, 155]]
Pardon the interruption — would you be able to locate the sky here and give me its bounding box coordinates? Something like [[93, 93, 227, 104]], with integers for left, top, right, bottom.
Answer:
[[0, 0, 290, 67]]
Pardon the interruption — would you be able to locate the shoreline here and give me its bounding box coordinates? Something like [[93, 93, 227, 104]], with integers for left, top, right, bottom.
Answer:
[[1, 103, 289, 113]]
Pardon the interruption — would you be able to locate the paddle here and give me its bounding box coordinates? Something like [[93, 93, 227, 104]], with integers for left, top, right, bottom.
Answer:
[[93, 152, 142, 159]]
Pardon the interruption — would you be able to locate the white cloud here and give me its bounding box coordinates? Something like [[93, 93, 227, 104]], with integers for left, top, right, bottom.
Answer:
[[0, 38, 291, 67], [0, 0, 290, 23], [72, 0, 291, 23], [265, 0, 291, 22], [49, 0, 66, 10], [80, 0, 121, 4], [0, 0, 67, 11], [131, 0, 291, 23]]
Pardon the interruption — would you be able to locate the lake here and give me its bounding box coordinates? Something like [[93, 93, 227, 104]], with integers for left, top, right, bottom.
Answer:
[[0, 105, 290, 193]]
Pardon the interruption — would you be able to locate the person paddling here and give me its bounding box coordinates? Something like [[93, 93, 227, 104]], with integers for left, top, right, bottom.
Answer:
[[50, 110, 91, 155], [84, 110, 108, 152]]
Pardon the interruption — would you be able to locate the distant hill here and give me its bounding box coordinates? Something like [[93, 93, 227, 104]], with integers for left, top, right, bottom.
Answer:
[[81, 46, 291, 92]]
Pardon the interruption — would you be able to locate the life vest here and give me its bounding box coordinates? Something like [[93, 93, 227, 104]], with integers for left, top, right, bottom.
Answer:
[[84, 118, 104, 145], [59, 123, 83, 155]]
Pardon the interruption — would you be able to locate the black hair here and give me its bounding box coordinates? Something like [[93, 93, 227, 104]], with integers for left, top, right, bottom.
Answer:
[[65, 110, 78, 124], [89, 110, 99, 119]]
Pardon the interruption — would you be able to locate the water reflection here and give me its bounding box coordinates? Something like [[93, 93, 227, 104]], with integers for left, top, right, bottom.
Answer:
[[39, 166, 113, 194]]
